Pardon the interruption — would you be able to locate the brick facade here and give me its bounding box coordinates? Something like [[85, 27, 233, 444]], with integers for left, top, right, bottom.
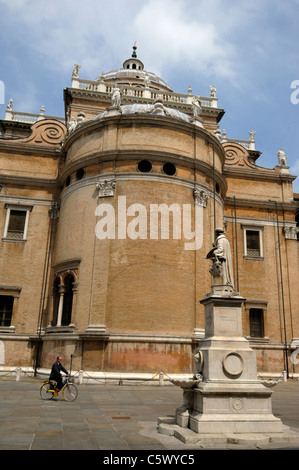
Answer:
[[0, 51, 298, 378]]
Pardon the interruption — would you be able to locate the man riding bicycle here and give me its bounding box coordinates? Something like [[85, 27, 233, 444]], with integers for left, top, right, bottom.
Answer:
[[49, 356, 68, 391]]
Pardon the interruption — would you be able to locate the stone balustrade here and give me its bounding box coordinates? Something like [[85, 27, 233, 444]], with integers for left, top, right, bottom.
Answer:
[[2, 78, 219, 125], [4, 108, 64, 124], [226, 137, 255, 151], [71, 77, 219, 109]]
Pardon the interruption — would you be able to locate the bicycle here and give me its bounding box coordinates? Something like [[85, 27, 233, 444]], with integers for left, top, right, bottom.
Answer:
[[40, 376, 78, 402]]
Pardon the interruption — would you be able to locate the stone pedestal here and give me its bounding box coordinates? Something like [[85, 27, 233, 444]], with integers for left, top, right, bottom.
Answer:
[[175, 291, 283, 435], [106, 105, 122, 116], [191, 116, 204, 128]]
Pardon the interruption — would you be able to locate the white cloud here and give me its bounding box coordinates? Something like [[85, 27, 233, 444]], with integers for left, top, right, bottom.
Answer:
[[1, 0, 293, 93], [131, 0, 238, 81], [0, 0, 137, 76], [0, 0, 297, 80], [291, 159, 299, 175], [0, 0, 249, 83]]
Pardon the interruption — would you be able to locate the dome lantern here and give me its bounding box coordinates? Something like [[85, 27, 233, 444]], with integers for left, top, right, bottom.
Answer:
[[123, 44, 144, 71], [95, 44, 173, 92]]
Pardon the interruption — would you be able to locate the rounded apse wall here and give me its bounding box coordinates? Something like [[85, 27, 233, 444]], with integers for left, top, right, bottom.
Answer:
[[49, 113, 225, 371]]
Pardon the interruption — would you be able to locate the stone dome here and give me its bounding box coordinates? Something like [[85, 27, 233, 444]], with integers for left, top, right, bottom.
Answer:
[[95, 45, 173, 92]]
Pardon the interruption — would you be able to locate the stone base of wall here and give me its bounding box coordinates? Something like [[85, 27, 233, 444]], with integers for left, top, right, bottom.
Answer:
[[0, 336, 296, 378]]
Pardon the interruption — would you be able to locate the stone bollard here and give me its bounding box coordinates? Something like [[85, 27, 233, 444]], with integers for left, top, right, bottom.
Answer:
[[16, 367, 21, 382], [283, 370, 287, 382], [79, 370, 84, 385], [159, 372, 164, 386]]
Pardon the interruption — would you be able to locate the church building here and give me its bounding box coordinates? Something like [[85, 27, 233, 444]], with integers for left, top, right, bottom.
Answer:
[[0, 46, 298, 380]]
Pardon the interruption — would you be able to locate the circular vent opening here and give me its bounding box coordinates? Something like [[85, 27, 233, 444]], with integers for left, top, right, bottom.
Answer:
[[76, 168, 85, 180], [162, 162, 176, 176], [138, 160, 152, 173]]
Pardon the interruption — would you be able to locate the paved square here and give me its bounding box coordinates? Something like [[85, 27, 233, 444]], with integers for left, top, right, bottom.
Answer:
[[0, 378, 299, 450]]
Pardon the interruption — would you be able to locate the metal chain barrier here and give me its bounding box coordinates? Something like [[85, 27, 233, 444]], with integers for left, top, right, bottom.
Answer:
[[0, 367, 291, 387], [0, 367, 40, 382], [0, 368, 168, 385]]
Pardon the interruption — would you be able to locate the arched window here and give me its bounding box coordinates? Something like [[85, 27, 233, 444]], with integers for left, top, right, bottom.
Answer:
[[52, 274, 75, 328], [62, 274, 74, 326], [52, 277, 60, 326]]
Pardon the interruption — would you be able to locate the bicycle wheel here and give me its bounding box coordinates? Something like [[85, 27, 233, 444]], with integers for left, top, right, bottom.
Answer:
[[62, 383, 78, 402], [40, 381, 54, 400]]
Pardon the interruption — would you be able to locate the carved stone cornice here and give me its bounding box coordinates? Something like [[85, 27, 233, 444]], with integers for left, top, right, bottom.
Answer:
[[0, 174, 57, 188], [223, 165, 296, 183], [0, 140, 61, 157], [65, 87, 224, 120], [225, 196, 298, 212]]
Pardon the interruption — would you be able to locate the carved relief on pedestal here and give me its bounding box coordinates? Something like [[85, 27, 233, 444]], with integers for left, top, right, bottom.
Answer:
[[222, 351, 244, 378]]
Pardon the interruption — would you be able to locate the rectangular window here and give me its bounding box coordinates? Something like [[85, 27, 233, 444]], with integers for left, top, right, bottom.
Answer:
[[246, 230, 260, 257], [7, 210, 27, 239], [242, 226, 263, 258], [0, 296, 14, 327], [249, 308, 264, 338], [3, 204, 32, 241]]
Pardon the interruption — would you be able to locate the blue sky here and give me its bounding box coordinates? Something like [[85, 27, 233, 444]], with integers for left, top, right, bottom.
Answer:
[[0, 0, 299, 192]]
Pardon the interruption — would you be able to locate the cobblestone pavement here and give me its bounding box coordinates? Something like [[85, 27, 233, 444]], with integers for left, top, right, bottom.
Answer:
[[0, 377, 299, 452]]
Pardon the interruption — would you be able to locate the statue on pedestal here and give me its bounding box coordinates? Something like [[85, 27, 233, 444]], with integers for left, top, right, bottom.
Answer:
[[191, 96, 202, 118], [277, 147, 288, 167], [72, 63, 81, 78], [6, 98, 13, 110], [111, 86, 122, 107], [207, 228, 234, 289], [67, 117, 77, 133]]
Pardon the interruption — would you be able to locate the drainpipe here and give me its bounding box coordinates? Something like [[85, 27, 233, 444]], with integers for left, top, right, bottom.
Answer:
[[234, 196, 239, 292], [34, 152, 62, 376], [274, 201, 289, 379]]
